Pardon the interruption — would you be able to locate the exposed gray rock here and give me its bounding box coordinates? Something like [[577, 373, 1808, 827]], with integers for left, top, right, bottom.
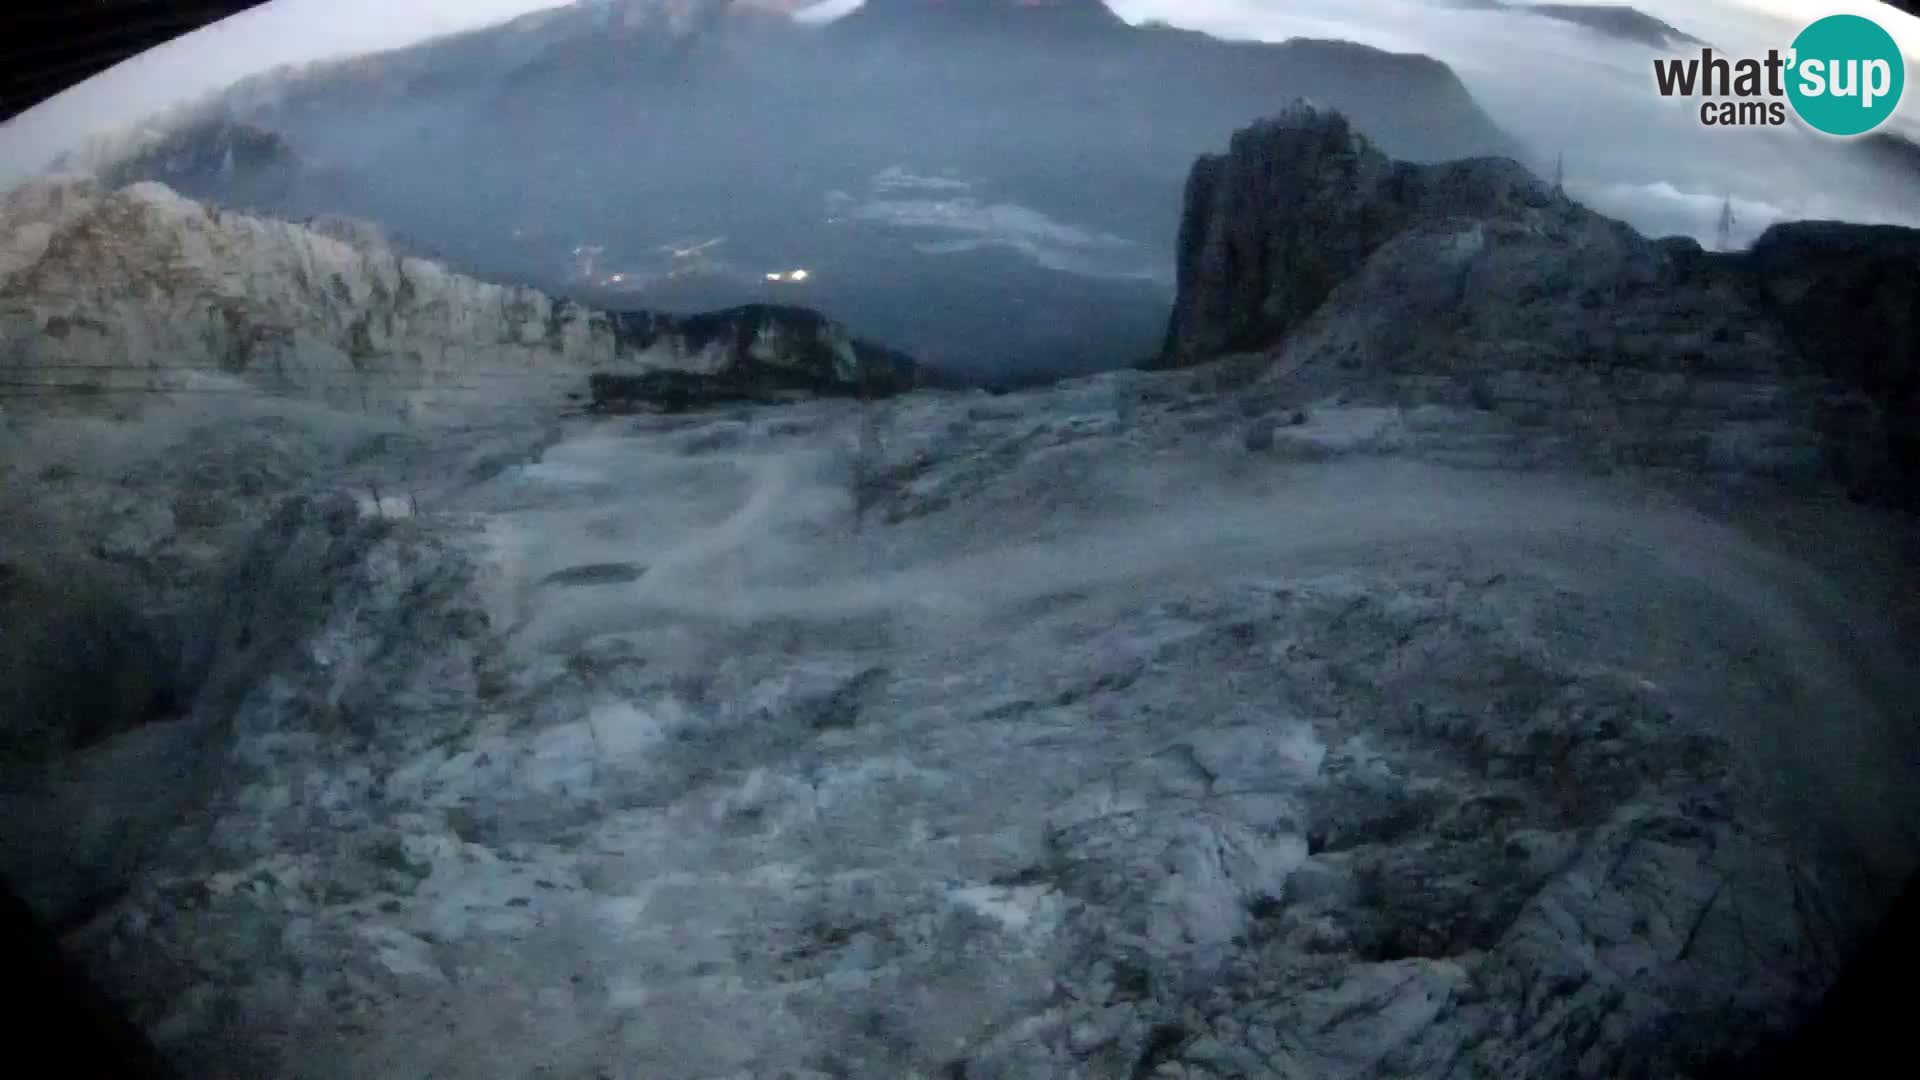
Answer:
[[4, 381, 1913, 1077]]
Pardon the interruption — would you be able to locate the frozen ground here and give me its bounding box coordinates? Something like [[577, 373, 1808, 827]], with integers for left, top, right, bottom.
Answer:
[[5, 371, 1918, 1078]]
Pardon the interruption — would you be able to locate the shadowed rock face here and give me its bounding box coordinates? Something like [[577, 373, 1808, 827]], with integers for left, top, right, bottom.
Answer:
[[0, 555, 185, 767], [1156, 103, 1920, 506], [1744, 222, 1920, 499], [1, 876, 179, 1079]]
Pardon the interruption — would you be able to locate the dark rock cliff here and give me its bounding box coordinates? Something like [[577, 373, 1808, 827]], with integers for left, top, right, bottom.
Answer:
[[1156, 104, 1920, 506], [1743, 222, 1920, 499], [1158, 104, 1580, 366]]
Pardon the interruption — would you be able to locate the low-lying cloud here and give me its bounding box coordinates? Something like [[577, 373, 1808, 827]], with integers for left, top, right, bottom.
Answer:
[[830, 170, 1167, 282]]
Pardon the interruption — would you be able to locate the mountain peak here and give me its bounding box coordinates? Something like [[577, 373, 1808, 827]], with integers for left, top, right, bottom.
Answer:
[[843, 0, 1128, 35]]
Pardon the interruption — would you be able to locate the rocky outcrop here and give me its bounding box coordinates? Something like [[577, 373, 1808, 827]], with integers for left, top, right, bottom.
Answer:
[[1157, 104, 1920, 505], [589, 305, 918, 412], [1159, 105, 1591, 366], [1158, 103, 1660, 367], [0, 178, 916, 418]]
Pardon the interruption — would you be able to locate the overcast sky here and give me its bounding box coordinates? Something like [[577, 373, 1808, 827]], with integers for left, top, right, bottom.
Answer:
[[2, 0, 1916, 229]]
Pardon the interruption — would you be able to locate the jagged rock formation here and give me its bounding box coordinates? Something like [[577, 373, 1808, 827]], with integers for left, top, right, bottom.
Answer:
[[1159, 103, 1577, 364], [0, 177, 916, 418], [1158, 104, 1920, 506]]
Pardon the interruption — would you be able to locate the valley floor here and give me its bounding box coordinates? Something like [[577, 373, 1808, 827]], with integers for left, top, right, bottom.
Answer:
[[4, 371, 1918, 1078]]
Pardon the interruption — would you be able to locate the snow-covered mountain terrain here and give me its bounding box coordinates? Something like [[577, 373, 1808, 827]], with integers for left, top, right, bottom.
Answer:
[[2, 105, 1917, 1077]]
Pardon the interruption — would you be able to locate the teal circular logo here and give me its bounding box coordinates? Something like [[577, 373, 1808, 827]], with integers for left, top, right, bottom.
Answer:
[[1787, 14, 1906, 137]]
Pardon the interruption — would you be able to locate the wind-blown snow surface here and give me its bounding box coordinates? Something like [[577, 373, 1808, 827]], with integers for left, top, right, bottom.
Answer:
[[8, 372, 1920, 1077]]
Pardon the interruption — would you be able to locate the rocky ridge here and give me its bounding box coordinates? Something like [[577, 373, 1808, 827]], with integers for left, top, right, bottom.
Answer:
[[0, 176, 916, 420], [1159, 104, 1920, 507]]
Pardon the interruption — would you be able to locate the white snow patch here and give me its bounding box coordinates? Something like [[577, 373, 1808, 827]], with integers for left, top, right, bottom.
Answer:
[[585, 700, 669, 759], [597, 895, 649, 929], [1184, 719, 1328, 789], [523, 721, 601, 796], [359, 926, 444, 981], [1280, 406, 1410, 455], [352, 493, 416, 518], [511, 461, 607, 486], [948, 883, 1060, 935], [607, 978, 651, 1010]]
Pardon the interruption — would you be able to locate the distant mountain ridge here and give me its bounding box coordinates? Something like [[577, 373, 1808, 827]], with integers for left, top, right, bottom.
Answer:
[[52, 0, 1518, 380], [1446, 1, 1702, 48], [839, 0, 1130, 38]]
